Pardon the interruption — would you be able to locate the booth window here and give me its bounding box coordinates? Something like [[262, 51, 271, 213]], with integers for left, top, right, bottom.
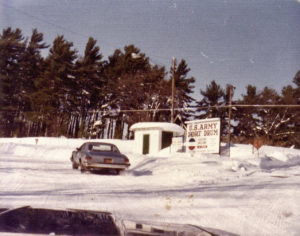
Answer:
[[162, 132, 173, 149]]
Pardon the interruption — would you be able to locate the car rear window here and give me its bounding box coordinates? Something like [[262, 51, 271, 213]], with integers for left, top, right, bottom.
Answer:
[[89, 144, 114, 152]]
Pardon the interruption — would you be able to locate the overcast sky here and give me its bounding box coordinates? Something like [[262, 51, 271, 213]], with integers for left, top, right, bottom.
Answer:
[[1, 0, 299, 100]]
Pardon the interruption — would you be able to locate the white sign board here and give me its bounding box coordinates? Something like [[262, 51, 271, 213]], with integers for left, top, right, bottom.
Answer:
[[185, 118, 221, 154]]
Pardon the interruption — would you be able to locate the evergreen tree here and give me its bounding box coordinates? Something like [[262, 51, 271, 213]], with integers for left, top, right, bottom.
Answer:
[[234, 85, 297, 146], [255, 87, 281, 143], [74, 37, 104, 138], [0, 28, 26, 136], [169, 59, 195, 123], [196, 80, 225, 119], [293, 70, 300, 105], [196, 80, 229, 136], [102, 45, 173, 138], [19, 29, 48, 136], [104, 45, 152, 138], [276, 85, 299, 147], [142, 65, 168, 122], [233, 85, 260, 142], [287, 71, 300, 147], [32, 35, 77, 136]]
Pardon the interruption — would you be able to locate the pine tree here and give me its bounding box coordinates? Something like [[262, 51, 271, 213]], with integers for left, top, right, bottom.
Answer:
[[276, 85, 299, 147], [234, 85, 297, 146], [169, 59, 195, 123], [287, 71, 300, 147], [74, 37, 105, 138], [293, 70, 300, 105], [142, 65, 168, 122], [196, 80, 225, 119], [19, 29, 48, 136], [104, 45, 151, 139], [256, 87, 281, 143], [196, 80, 228, 136], [31, 35, 77, 136], [0, 28, 26, 136], [233, 85, 260, 143]]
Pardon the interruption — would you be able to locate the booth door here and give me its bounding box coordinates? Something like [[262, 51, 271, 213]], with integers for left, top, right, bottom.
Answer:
[[143, 134, 150, 154]]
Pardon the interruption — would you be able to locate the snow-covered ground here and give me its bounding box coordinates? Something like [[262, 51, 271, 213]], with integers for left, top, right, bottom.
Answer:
[[1, 137, 300, 236]]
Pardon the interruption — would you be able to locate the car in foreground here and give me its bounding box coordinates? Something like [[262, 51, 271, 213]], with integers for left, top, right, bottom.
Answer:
[[70, 142, 130, 174], [0, 206, 238, 236]]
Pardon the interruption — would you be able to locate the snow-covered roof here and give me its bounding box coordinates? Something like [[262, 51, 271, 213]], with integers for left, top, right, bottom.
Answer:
[[93, 120, 102, 126], [130, 122, 185, 136]]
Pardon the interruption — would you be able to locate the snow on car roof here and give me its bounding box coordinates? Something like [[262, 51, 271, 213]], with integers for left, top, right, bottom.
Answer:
[[129, 122, 184, 136], [85, 141, 116, 146]]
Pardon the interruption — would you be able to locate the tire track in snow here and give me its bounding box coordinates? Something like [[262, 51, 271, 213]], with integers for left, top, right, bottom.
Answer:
[[228, 177, 291, 236]]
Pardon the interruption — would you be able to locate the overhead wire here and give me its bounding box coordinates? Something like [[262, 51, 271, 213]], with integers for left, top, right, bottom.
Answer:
[[1, 2, 203, 68], [90, 104, 300, 114], [0, 2, 115, 50], [1, 2, 87, 38]]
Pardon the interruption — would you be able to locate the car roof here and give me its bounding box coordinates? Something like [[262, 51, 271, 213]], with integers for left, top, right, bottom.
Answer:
[[83, 142, 116, 146]]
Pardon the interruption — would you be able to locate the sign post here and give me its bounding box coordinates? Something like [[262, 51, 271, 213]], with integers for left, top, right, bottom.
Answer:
[[185, 118, 221, 154], [171, 137, 184, 153]]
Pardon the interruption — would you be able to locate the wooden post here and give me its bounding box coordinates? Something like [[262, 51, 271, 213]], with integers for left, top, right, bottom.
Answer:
[[171, 57, 176, 123], [227, 85, 233, 157]]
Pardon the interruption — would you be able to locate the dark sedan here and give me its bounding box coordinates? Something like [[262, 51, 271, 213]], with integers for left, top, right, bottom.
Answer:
[[71, 142, 130, 174]]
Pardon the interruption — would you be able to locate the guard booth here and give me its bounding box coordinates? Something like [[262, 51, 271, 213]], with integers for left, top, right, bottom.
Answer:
[[129, 122, 185, 155]]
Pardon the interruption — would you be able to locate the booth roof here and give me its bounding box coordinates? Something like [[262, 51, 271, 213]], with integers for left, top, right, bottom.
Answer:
[[129, 122, 185, 136]]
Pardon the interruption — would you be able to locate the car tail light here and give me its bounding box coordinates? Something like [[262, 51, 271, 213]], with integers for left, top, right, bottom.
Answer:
[[85, 156, 92, 161], [125, 157, 129, 163]]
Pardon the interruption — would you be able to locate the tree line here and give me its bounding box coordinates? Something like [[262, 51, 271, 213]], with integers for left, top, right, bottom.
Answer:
[[0, 28, 299, 148]]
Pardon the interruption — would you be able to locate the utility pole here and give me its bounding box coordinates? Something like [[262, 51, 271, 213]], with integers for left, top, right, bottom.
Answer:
[[227, 84, 234, 157], [171, 57, 176, 123]]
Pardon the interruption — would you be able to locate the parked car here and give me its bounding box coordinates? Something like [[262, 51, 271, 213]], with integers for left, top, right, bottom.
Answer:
[[70, 142, 130, 174]]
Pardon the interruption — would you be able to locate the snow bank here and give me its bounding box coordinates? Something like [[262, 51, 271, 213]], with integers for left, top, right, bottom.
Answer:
[[1, 138, 300, 177], [0, 137, 135, 158]]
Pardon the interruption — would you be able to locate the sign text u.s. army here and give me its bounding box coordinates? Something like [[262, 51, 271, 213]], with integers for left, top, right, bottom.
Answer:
[[185, 118, 221, 154]]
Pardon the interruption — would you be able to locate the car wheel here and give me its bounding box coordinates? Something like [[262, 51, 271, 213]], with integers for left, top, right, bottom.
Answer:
[[79, 160, 86, 173], [115, 169, 124, 175], [72, 162, 78, 169]]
